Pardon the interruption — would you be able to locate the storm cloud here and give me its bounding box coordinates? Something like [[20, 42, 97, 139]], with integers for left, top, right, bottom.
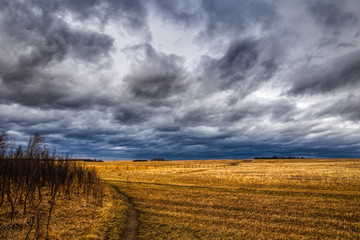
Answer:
[[124, 44, 186, 99], [288, 50, 360, 95], [1, 0, 360, 159], [308, 0, 358, 29]]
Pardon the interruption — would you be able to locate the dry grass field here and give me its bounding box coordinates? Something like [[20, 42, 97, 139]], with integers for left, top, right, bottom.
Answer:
[[0, 133, 124, 240], [0, 183, 123, 240], [3, 158, 359, 239], [91, 159, 360, 239]]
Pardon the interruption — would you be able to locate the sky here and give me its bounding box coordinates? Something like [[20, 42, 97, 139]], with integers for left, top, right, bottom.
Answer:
[[1, 0, 360, 160]]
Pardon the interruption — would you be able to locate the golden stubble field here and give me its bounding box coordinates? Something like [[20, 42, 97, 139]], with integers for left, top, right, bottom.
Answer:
[[88, 159, 360, 239]]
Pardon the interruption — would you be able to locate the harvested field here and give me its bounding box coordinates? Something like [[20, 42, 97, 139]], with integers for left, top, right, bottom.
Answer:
[[93, 159, 360, 239]]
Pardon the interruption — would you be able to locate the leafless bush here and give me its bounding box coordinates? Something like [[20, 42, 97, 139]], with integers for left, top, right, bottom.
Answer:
[[0, 132, 104, 238]]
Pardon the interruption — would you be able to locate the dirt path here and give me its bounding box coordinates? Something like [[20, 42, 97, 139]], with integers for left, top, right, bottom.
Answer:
[[112, 185, 138, 240]]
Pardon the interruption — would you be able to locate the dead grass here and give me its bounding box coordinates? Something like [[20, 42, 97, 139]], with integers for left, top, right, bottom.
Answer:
[[0, 185, 117, 240], [94, 158, 360, 239], [103, 185, 127, 240]]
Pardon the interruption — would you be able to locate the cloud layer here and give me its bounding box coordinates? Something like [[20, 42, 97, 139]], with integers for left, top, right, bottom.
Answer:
[[1, 0, 360, 159]]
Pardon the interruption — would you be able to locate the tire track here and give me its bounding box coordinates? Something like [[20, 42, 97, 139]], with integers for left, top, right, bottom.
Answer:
[[111, 185, 138, 240]]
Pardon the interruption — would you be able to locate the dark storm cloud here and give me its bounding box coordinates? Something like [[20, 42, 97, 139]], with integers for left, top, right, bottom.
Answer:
[[113, 103, 151, 125], [113, 43, 189, 126], [181, 109, 208, 124], [63, 128, 118, 142], [150, 0, 201, 27], [317, 95, 360, 122], [0, 0, 151, 109], [306, 0, 359, 47], [307, 0, 358, 29], [288, 50, 360, 95], [198, 38, 280, 98], [269, 100, 297, 122], [155, 126, 181, 132], [1, 0, 149, 32], [217, 39, 259, 77], [118, 121, 359, 159], [1, 0, 360, 159], [200, 39, 259, 90], [150, 0, 279, 40], [48, 0, 148, 30], [200, 0, 278, 38], [124, 44, 187, 99], [170, 97, 297, 135], [0, 28, 113, 84], [177, 107, 218, 127], [224, 100, 297, 124], [0, 71, 113, 109]]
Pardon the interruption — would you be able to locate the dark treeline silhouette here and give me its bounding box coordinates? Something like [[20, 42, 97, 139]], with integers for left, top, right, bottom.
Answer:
[[132, 158, 167, 162], [254, 156, 305, 159], [150, 158, 166, 161], [0, 132, 104, 239], [72, 158, 104, 162]]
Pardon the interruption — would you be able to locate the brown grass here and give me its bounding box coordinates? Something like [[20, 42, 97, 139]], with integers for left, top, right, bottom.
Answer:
[[93, 158, 360, 239], [0, 132, 111, 239], [4, 158, 358, 239], [0, 184, 119, 239]]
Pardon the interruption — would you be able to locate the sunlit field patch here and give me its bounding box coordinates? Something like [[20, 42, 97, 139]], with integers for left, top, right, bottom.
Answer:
[[94, 158, 360, 239]]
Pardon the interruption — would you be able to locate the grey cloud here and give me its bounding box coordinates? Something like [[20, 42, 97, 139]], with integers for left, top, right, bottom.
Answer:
[[150, 0, 201, 27], [179, 108, 214, 126], [308, 0, 358, 29], [0, 29, 113, 84], [0, 70, 115, 109], [318, 95, 360, 121], [199, 38, 279, 97], [261, 60, 278, 78], [217, 39, 259, 79], [200, 0, 278, 38], [10, 0, 149, 32], [104, 0, 149, 35], [1, 0, 360, 159], [0, 0, 115, 68], [306, 0, 359, 47], [113, 104, 151, 125], [336, 42, 357, 49], [0, 0, 117, 109], [63, 129, 118, 142], [288, 50, 360, 95], [150, 0, 279, 41], [172, 98, 297, 132], [224, 102, 263, 123], [200, 39, 259, 91], [155, 126, 181, 132], [0, 105, 58, 127], [225, 100, 297, 124], [124, 44, 187, 99]]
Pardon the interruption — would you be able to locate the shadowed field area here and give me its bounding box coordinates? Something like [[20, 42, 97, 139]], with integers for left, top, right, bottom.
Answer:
[[92, 159, 360, 239]]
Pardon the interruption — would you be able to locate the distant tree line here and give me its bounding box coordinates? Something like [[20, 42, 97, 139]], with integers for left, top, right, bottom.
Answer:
[[254, 156, 305, 159], [72, 158, 104, 162], [132, 158, 166, 162]]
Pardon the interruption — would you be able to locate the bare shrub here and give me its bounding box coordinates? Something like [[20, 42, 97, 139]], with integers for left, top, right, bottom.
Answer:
[[0, 132, 104, 238]]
